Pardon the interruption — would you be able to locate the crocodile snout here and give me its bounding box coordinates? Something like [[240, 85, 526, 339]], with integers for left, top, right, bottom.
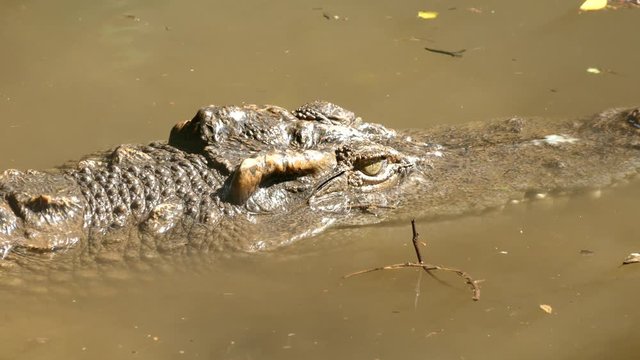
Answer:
[[0, 200, 18, 258], [0, 200, 18, 236], [0, 170, 87, 256], [627, 108, 640, 129]]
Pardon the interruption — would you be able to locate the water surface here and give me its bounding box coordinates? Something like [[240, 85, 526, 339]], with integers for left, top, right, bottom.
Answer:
[[0, 1, 639, 359]]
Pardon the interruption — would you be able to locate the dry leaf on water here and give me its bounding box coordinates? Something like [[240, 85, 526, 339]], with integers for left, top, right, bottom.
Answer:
[[622, 252, 640, 265], [418, 11, 439, 19], [539, 304, 553, 314], [580, 0, 608, 11]]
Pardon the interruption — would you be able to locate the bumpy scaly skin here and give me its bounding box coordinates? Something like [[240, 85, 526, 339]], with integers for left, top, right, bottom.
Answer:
[[72, 144, 221, 230], [0, 144, 229, 270], [1, 101, 640, 274], [0, 102, 417, 270]]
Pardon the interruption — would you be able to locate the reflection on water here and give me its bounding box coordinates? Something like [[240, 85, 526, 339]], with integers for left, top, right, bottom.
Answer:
[[0, 0, 639, 359]]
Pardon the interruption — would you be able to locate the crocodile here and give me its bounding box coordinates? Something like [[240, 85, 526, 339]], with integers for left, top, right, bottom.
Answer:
[[0, 101, 639, 276]]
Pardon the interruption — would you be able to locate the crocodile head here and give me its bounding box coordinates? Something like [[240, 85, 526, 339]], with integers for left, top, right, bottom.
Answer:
[[2, 101, 638, 262], [168, 101, 436, 247], [0, 170, 85, 257]]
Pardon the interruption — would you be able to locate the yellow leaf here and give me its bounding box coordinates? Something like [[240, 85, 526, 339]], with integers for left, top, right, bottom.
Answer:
[[418, 11, 439, 20], [580, 0, 607, 11], [539, 304, 553, 314]]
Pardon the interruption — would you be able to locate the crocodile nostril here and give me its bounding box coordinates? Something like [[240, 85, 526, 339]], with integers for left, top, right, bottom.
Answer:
[[627, 109, 640, 129]]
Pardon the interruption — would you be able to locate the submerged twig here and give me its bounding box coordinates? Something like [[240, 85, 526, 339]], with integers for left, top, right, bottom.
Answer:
[[344, 220, 481, 301]]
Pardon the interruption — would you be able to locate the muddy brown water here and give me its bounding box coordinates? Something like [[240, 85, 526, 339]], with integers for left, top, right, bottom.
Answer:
[[1, 1, 639, 359]]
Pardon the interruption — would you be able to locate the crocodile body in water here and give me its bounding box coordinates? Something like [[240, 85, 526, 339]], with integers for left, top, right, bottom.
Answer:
[[1, 101, 639, 276]]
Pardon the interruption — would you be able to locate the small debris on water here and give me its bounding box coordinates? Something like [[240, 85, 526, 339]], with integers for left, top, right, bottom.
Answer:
[[320, 11, 348, 21], [123, 14, 141, 21], [587, 67, 602, 74], [425, 329, 444, 338], [623, 1, 639, 6], [499, 251, 508, 255], [622, 252, 640, 265], [580, 0, 608, 11], [417, 11, 439, 19], [33, 337, 49, 344], [539, 304, 553, 314], [580, 249, 595, 256], [424, 47, 466, 58]]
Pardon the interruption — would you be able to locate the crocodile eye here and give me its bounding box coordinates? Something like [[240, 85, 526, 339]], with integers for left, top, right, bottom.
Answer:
[[336, 146, 413, 189], [352, 158, 399, 186], [358, 159, 385, 176]]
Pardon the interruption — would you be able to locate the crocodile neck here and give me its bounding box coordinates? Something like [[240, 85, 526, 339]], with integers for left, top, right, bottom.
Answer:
[[392, 107, 640, 219]]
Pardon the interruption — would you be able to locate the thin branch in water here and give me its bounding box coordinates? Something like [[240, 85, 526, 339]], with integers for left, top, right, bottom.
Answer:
[[424, 47, 466, 57], [344, 220, 481, 301], [411, 219, 424, 264]]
